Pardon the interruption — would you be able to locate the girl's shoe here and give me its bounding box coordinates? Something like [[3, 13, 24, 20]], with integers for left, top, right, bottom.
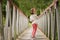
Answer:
[[32, 36, 35, 38]]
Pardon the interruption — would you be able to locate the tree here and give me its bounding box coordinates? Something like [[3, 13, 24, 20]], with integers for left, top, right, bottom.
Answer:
[[2, 0, 53, 17]]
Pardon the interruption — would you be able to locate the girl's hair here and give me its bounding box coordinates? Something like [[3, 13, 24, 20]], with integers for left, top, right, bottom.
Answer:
[[30, 8, 36, 14], [31, 13, 34, 14]]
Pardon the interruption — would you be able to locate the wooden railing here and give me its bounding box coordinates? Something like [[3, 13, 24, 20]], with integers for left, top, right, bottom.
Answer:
[[36, 0, 60, 40], [3, 1, 28, 40]]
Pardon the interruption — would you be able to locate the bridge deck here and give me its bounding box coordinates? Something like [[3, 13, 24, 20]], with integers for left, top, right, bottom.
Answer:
[[16, 27, 49, 40]]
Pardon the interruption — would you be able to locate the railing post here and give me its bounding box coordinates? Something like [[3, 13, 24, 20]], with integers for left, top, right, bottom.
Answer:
[[16, 9, 19, 36], [49, 11, 51, 40], [41, 14, 44, 33], [46, 11, 48, 37], [4, 1, 10, 40], [5, 1, 12, 40], [9, 10, 12, 40], [8, 2, 12, 40], [54, 0, 58, 40], [47, 11, 50, 38], [44, 12, 48, 36], [54, 6, 57, 40], [18, 11, 20, 34], [12, 5, 16, 40], [0, 1, 4, 40], [55, 1, 60, 40], [57, 5, 60, 40], [19, 13, 21, 33], [20, 13, 23, 33], [47, 9, 51, 40], [42, 15, 45, 33], [50, 7, 55, 40], [44, 13, 46, 34], [15, 8, 17, 39]]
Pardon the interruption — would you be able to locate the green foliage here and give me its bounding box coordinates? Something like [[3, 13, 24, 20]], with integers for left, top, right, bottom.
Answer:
[[13, 0, 53, 17], [59, 0, 60, 6], [2, 0, 7, 17], [2, 0, 53, 17], [13, 0, 20, 7]]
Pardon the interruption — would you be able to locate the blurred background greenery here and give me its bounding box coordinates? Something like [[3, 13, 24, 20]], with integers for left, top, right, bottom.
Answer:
[[2, 0, 53, 18]]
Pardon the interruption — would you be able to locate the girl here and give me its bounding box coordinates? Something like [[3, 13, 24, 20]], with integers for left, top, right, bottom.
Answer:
[[30, 8, 38, 38]]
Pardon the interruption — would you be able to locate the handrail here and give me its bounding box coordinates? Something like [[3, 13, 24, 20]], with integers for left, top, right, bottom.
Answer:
[[39, 0, 58, 17]]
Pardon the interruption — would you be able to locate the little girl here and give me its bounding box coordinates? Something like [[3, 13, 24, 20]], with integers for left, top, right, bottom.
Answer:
[[30, 8, 38, 38]]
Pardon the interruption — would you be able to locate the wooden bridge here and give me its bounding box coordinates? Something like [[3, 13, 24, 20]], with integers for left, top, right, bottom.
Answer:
[[0, 0, 60, 40]]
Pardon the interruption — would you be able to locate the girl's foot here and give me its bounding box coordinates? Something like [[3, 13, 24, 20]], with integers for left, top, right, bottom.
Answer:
[[32, 36, 35, 38]]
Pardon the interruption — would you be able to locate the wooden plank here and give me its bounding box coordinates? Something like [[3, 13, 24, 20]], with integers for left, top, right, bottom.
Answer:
[[16, 27, 49, 40]]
